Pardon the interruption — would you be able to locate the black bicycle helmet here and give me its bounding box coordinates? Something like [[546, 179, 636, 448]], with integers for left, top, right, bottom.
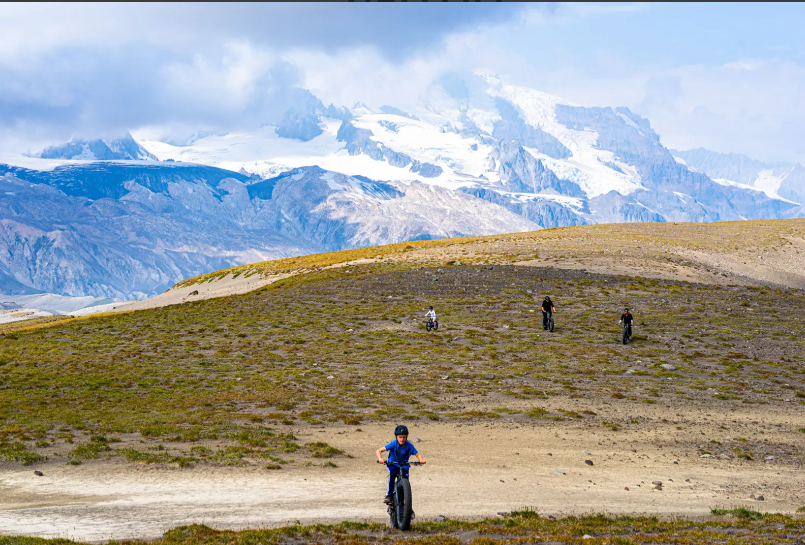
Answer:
[[394, 425, 409, 436], [545, 296, 551, 301], [429, 306, 433, 310]]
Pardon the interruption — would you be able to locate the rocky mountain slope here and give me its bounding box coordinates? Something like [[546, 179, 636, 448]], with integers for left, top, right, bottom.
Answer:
[[0, 162, 533, 298], [2, 72, 803, 298]]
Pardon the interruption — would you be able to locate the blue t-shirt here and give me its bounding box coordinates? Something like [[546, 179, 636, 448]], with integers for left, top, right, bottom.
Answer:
[[385, 440, 418, 465]]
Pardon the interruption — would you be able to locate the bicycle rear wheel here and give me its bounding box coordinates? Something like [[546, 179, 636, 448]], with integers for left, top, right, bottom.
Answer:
[[395, 478, 413, 530]]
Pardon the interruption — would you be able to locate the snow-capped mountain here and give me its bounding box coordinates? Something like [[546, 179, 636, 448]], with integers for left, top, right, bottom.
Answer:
[[136, 72, 803, 225], [37, 132, 157, 161], [2, 72, 803, 298], [672, 148, 805, 207]]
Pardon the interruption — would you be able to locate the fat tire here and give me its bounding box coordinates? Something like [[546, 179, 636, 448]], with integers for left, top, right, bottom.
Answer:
[[623, 328, 629, 345], [426, 322, 432, 332], [395, 478, 413, 530], [549, 317, 554, 332]]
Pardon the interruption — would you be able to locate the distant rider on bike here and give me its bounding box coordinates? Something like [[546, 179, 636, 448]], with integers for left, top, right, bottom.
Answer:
[[425, 306, 437, 327], [541, 296, 556, 330], [619, 308, 634, 340], [376, 425, 426, 504]]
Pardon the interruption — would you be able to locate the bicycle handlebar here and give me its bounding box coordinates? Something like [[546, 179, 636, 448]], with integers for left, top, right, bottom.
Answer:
[[378, 460, 422, 466]]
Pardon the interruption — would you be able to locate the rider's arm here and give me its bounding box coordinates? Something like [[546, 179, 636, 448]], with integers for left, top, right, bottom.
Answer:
[[376, 446, 387, 463], [415, 452, 426, 464]]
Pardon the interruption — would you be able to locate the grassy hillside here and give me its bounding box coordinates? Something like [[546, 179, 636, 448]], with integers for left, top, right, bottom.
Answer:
[[3, 510, 804, 544], [1, 256, 803, 468], [175, 219, 805, 289]]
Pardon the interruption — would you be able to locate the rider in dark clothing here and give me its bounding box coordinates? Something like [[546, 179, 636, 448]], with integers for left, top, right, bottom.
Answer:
[[542, 296, 556, 330], [619, 308, 634, 339]]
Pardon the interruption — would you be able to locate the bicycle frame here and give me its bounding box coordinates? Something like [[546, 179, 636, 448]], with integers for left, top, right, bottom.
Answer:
[[380, 459, 421, 530]]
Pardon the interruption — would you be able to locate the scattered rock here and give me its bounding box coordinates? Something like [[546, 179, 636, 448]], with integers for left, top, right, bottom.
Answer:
[[484, 373, 495, 380], [582, 535, 593, 540], [555, 470, 566, 475], [625, 369, 636, 374], [497, 511, 510, 516], [188, 290, 199, 296], [437, 269, 445, 274], [757, 495, 765, 501], [433, 515, 446, 522], [651, 480, 663, 486], [34, 471, 44, 476], [440, 375, 450, 380], [412, 437, 421, 443], [660, 364, 676, 371], [585, 460, 594, 466], [624, 486, 630, 491], [765, 455, 775, 460], [584, 450, 592, 454], [327, 375, 334, 379]]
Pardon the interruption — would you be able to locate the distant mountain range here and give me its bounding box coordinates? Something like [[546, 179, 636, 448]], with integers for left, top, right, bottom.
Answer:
[[1, 72, 802, 299], [37, 132, 156, 161]]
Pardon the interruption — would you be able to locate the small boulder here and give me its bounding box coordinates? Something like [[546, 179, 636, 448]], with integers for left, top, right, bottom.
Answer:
[[585, 460, 594, 466], [433, 515, 446, 522], [34, 471, 44, 477], [189, 290, 199, 296], [484, 373, 495, 380], [660, 364, 676, 371]]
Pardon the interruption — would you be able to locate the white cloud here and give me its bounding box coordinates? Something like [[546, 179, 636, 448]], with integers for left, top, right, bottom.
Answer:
[[0, 3, 803, 164]]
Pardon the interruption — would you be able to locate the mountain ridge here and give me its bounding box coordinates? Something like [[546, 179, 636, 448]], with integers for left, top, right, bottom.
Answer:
[[2, 73, 803, 298]]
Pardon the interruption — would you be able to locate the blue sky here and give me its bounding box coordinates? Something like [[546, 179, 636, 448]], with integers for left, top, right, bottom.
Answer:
[[1, 2, 803, 163]]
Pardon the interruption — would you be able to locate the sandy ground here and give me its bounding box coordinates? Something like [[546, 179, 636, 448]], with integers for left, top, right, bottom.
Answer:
[[107, 272, 293, 313], [2, 417, 803, 542]]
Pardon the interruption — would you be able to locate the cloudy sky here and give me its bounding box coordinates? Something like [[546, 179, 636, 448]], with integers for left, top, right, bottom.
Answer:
[[1, 2, 804, 163]]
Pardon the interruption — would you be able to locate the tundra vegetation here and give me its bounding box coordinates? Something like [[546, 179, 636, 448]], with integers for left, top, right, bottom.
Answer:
[[2, 510, 804, 544]]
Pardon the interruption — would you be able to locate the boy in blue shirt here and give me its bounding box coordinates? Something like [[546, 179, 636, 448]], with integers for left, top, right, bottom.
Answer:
[[376, 424, 426, 504]]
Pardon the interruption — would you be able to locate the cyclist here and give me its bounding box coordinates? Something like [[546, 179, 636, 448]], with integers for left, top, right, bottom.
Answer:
[[376, 425, 426, 504], [425, 306, 437, 328], [619, 308, 634, 340], [541, 296, 556, 330]]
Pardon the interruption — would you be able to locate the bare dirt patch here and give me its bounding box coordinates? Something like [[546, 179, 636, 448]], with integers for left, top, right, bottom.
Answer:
[[1, 418, 803, 541]]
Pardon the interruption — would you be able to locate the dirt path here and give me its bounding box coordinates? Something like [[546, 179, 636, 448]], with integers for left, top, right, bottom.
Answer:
[[2, 421, 802, 541]]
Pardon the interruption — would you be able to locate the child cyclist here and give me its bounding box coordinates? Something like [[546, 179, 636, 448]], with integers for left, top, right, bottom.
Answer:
[[376, 425, 426, 504]]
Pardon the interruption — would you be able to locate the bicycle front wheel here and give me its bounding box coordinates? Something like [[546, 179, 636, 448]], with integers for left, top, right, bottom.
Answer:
[[623, 328, 629, 344], [395, 478, 413, 530]]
